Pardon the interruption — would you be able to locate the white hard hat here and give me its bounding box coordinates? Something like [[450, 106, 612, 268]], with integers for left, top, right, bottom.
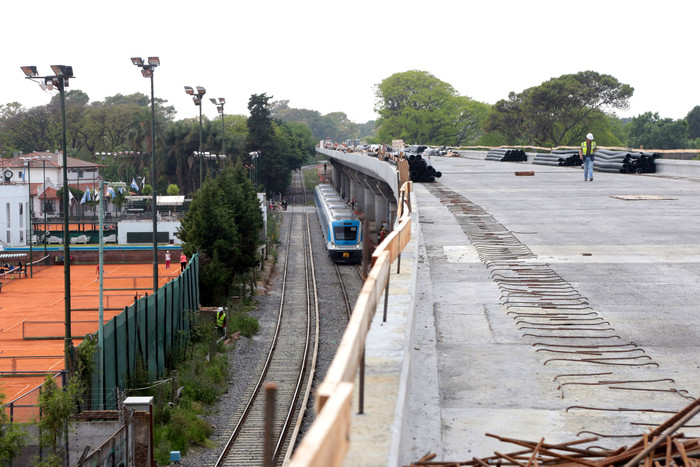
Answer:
[[586, 133, 594, 140], [217, 307, 223, 311]]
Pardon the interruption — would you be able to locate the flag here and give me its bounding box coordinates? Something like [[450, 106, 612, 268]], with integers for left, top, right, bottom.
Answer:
[[131, 178, 139, 192], [108, 186, 117, 198], [68, 189, 75, 204], [86, 187, 92, 202], [118, 186, 124, 194], [95, 188, 100, 202], [80, 191, 87, 204]]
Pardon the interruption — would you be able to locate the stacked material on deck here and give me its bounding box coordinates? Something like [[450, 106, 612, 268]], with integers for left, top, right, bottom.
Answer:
[[594, 149, 660, 173], [533, 149, 582, 166], [407, 154, 442, 183], [485, 148, 527, 162]]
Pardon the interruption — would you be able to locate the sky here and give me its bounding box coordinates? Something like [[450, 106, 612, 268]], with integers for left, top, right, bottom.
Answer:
[[3, 0, 699, 127]]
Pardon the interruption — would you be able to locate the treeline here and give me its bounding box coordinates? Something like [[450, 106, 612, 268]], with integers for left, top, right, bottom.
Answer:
[[369, 70, 700, 151], [0, 92, 316, 196]]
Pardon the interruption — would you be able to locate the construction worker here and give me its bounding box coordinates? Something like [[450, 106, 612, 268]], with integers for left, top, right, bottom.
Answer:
[[216, 307, 227, 338], [580, 132, 597, 182]]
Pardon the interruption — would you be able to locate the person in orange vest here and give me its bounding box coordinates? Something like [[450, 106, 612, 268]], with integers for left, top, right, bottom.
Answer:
[[180, 253, 187, 272]]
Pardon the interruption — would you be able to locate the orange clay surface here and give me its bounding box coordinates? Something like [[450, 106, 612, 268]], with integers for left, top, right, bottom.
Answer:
[[0, 262, 181, 404]]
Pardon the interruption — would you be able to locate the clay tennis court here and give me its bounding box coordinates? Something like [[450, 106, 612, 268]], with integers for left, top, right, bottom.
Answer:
[[0, 260, 181, 406]]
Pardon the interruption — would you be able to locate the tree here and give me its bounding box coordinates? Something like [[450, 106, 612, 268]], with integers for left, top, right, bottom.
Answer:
[[167, 184, 180, 195], [246, 93, 292, 195], [485, 71, 634, 146], [374, 70, 459, 145], [35, 375, 82, 466], [452, 97, 491, 145], [177, 163, 262, 304], [686, 106, 700, 140], [0, 392, 28, 464], [627, 112, 690, 149]]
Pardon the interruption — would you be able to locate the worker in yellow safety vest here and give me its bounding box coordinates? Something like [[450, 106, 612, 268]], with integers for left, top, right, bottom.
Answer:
[[580, 132, 597, 182], [216, 307, 227, 337]]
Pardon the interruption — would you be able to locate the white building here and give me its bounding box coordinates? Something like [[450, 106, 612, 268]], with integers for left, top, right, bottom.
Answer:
[[0, 151, 104, 247], [1, 184, 29, 247]]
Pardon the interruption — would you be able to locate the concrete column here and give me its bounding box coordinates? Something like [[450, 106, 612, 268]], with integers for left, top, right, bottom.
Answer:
[[353, 179, 363, 207], [339, 171, 348, 199], [375, 196, 388, 230], [363, 187, 375, 220]]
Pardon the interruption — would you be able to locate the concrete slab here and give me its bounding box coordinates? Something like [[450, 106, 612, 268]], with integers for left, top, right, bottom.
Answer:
[[398, 157, 700, 465]]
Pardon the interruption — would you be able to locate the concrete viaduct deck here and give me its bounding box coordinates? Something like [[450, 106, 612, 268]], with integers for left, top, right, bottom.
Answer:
[[314, 148, 700, 466]]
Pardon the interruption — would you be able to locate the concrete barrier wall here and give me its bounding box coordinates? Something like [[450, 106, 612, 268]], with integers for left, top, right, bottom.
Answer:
[[455, 150, 700, 178], [317, 148, 400, 196]]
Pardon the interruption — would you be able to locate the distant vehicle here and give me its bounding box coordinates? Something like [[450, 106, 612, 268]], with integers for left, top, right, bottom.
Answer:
[[314, 184, 362, 263]]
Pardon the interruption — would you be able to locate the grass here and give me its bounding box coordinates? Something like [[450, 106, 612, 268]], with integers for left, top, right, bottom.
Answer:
[[125, 319, 233, 465]]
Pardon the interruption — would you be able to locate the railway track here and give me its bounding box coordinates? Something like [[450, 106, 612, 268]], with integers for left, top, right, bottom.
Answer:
[[215, 203, 319, 465]]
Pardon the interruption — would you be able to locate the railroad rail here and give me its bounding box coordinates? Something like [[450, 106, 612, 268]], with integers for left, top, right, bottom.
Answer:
[[215, 200, 319, 465]]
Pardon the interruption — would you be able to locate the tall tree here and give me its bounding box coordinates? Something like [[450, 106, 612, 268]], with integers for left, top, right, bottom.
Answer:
[[177, 162, 262, 304], [485, 71, 634, 146], [686, 106, 700, 140], [246, 93, 287, 195], [374, 70, 458, 145], [627, 112, 690, 149]]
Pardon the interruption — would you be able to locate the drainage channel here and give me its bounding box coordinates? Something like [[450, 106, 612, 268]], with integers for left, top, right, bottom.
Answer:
[[425, 183, 696, 439]]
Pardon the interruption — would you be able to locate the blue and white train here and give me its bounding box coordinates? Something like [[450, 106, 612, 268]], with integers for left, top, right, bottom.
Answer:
[[314, 184, 363, 263]]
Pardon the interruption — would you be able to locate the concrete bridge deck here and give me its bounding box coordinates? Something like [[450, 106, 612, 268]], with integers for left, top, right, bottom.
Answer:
[[340, 155, 700, 466]]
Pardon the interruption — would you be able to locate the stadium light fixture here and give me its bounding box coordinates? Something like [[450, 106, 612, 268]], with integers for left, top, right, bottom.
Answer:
[[131, 56, 160, 293], [210, 97, 227, 167], [184, 85, 207, 188]]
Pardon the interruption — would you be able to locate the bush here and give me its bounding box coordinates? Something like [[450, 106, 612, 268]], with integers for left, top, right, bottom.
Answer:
[[228, 310, 259, 338], [154, 406, 213, 465]]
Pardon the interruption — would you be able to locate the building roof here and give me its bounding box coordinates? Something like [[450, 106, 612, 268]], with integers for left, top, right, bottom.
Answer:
[[38, 186, 59, 200], [0, 151, 104, 169]]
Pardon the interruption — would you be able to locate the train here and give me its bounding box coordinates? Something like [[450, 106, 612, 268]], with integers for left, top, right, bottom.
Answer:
[[314, 184, 363, 263]]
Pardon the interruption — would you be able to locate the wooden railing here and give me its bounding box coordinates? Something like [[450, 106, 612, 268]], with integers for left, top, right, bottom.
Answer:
[[288, 181, 414, 466]]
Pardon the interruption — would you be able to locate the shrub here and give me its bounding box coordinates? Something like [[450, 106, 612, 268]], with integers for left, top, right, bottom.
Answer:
[[228, 310, 259, 338]]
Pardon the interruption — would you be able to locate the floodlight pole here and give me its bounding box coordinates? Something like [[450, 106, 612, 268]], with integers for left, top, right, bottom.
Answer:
[[198, 103, 203, 187], [150, 66, 158, 293], [185, 85, 206, 189], [58, 76, 72, 372], [20, 66, 78, 373], [210, 98, 226, 167], [131, 56, 160, 293]]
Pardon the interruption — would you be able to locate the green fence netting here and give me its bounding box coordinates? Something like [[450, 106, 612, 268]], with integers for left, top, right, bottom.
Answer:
[[92, 253, 199, 409]]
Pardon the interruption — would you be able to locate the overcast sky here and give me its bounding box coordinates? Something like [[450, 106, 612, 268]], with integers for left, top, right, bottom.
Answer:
[[4, 0, 697, 127]]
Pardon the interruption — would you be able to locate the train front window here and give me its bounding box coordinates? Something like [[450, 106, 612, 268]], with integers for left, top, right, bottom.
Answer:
[[334, 225, 357, 241]]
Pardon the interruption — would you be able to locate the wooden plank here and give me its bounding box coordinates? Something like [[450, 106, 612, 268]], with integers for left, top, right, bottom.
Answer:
[[316, 252, 391, 410], [288, 382, 353, 467]]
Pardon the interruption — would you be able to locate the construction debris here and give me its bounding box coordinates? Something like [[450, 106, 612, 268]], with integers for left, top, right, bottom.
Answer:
[[406, 396, 700, 467]]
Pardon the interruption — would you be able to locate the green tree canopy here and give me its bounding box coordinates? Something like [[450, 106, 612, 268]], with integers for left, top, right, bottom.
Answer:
[[627, 112, 690, 150], [246, 93, 313, 196], [686, 105, 700, 140], [373, 70, 489, 146], [485, 71, 634, 146], [177, 163, 262, 304]]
